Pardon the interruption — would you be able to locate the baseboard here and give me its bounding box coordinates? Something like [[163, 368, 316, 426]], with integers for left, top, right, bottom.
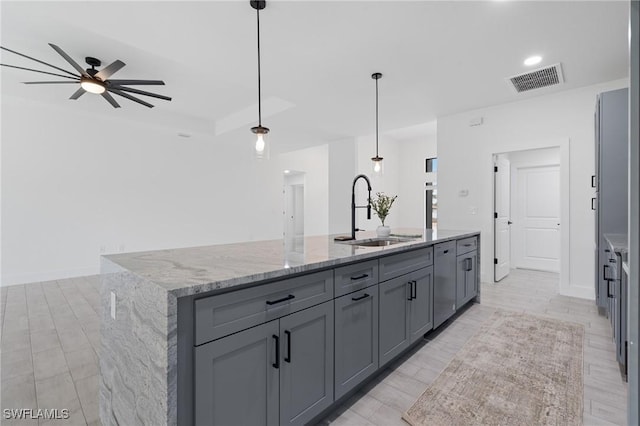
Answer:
[[560, 285, 595, 300], [1, 266, 100, 287]]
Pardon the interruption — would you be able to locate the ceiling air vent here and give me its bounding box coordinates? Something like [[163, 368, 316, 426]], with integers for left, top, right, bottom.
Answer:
[[507, 63, 564, 93]]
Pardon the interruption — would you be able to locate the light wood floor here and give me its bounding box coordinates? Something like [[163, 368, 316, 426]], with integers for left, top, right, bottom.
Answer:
[[0, 269, 628, 425]]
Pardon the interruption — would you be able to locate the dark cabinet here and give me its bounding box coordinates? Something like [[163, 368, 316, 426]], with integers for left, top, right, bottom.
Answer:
[[379, 266, 433, 367], [279, 302, 334, 425], [334, 286, 379, 399], [195, 301, 333, 426], [195, 320, 280, 426], [456, 251, 477, 308]]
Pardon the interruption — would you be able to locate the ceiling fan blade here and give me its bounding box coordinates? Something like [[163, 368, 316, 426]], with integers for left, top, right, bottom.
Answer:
[[48, 43, 89, 77], [106, 79, 165, 86], [101, 91, 121, 108], [95, 60, 125, 81], [109, 85, 172, 101], [1, 63, 79, 80], [69, 87, 86, 100], [1, 46, 79, 78], [23, 81, 79, 84], [108, 88, 154, 108]]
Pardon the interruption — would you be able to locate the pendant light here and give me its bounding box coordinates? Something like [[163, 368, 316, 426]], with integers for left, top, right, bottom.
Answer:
[[250, 0, 269, 159], [371, 72, 384, 174]]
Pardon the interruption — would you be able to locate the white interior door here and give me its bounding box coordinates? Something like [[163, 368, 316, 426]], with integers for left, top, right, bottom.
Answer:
[[494, 155, 511, 282], [514, 165, 560, 272]]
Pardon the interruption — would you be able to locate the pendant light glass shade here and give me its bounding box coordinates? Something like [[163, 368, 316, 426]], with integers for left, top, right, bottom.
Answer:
[[252, 125, 270, 160], [371, 72, 383, 175], [250, 0, 269, 160]]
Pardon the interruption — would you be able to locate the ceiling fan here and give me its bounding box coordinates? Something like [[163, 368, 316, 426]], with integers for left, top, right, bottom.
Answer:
[[0, 43, 171, 108]]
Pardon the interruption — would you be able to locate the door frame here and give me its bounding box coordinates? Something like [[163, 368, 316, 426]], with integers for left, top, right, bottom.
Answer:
[[492, 142, 570, 296]]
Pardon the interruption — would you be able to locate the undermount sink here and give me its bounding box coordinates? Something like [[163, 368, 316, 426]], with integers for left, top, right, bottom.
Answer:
[[343, 237, 415, 247]]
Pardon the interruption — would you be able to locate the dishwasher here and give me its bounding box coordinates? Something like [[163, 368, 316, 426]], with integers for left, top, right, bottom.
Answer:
[[434, 240, 457, 328]]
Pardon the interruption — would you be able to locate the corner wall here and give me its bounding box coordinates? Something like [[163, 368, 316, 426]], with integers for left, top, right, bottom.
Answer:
[[437, 79, 628, 299]]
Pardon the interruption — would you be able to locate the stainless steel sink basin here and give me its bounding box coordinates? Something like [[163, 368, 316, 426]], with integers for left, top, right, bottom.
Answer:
[[343, 237, 415, 247]]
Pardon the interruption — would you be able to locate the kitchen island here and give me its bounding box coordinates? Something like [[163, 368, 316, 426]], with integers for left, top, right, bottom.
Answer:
[[99, 229, 480, 426]]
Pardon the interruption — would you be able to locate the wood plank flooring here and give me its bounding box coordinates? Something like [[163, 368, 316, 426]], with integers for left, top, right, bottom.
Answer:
[[0, 269, 627, 425]]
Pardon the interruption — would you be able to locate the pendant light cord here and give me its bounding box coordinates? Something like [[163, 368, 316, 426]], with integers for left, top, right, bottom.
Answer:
[[375, 76, 379, 156], [256, 6, 262, 127]]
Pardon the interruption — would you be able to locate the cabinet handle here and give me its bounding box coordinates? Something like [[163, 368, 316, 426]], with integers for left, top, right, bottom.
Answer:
[[592, 197, 597, 210], [266, 294, 295, 305], [463, 243, 472, 247], [272, 335, 280, 369], [407, 282, 413, 301], [412, 280, 417, 300], [592, 175, 597, 188], [350, 273, 369, 281], [607, 281, 614, 298], [444, 249, 449, 254], [603, 264, 611, 282], [284, 330, 291, 363], [465, 258, 473, 272], [351, 293, 370, 301]]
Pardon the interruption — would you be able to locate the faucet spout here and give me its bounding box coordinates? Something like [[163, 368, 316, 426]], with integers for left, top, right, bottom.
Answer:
[[351, 174, 372, 240]]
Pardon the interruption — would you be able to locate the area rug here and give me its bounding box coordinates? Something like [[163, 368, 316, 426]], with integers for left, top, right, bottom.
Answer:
[[402, 310, 584, 426]]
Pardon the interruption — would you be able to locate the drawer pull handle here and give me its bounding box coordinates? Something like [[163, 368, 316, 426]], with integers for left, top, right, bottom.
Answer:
[[350, 274, 369, 281], [463, 243, 472, 247], [352, 293, 370, 302], [284, 330, 291, 363], [412, 280, 417, 300], [443, 249, 449, 254], [603, 264, 612, 282], [266, 294, 295, 305], [272, 335, 280, 369]]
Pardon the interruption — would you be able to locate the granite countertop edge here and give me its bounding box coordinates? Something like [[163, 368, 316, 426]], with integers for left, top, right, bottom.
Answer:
[[103, 229, 480, 299]]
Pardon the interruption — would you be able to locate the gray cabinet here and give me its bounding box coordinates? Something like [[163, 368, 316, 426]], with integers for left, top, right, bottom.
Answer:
[[594, 88, 628, 311], [195, 320, 280, 426], [195, 301, 333, 426], [334, 287, 379, 400], [434, 241, 457, 329], [379, 266, 433, 367], [456, 251, 477, 308], [280, 302, 334, 426]]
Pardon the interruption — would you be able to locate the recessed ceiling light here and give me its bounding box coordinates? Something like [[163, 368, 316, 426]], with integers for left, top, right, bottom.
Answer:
[[284, 170, 291, 174], [524, 55, 542, 66]]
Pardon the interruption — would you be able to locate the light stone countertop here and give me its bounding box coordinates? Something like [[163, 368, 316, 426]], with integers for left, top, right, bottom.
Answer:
[[103, 228, 479, 298]]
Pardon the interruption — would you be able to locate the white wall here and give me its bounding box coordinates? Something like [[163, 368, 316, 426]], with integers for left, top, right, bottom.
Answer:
[[437, 79, 628, 299], [354, 129, 437, 232], [328, 139, 356, 235], [1, 96, 337, 285]]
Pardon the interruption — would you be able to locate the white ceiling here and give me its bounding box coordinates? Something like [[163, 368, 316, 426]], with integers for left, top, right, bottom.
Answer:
[[0, 1, 629, 153]]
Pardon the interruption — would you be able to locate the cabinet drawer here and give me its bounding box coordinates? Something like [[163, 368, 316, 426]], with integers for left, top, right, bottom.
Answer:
[[334, 260, 378, 297], [379, 247, 433, 282], [194, 270, 333, 345], [456, 237, 477, 255]]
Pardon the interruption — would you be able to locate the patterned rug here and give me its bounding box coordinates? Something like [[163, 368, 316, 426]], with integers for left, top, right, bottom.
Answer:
[[403, 310, 584, 426]]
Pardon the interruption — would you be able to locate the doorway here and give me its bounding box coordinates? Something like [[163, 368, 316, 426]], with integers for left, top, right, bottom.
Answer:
[[493, 146, 565, 286], [283, 171, 305, 255]]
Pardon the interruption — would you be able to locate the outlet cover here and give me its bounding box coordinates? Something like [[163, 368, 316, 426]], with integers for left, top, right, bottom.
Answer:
[[110, 292, 116, 319]]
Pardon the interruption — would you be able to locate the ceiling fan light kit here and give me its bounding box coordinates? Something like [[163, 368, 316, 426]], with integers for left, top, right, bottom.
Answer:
[[0, 44, 171, 108]]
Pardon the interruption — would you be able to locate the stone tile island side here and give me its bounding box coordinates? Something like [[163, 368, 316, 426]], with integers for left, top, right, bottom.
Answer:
[[99, 229, 480, 425]]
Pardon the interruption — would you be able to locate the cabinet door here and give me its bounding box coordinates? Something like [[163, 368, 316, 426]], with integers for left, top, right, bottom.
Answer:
[[279, 302, 334, 426], [466, 252, 478, 301], [334, 287, 379, 400], [456, 256, 467, 308], [409, 266, 433, 343], [379, 275, 411, 367], [195, 320, 279, 426]]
